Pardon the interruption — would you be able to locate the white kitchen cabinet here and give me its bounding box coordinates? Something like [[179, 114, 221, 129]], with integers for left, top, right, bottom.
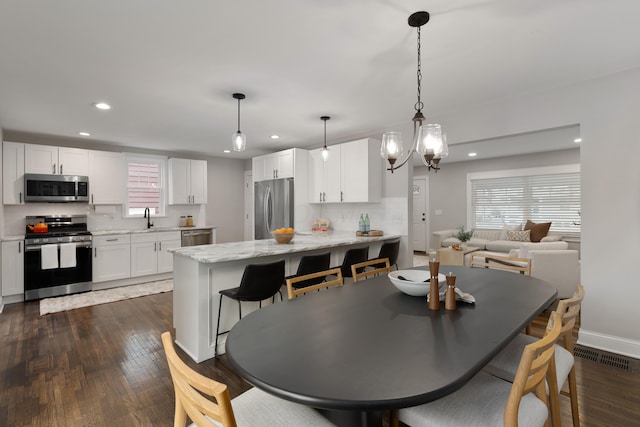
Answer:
[[1, 240, 24, 296], [3, 141, 25, 205], [308, 146, 341, 203], [88, 150, 126, 204], [308, 138, 381, 203], [131, 231, 181, 277], [25, 144, 89, 175], [252, 149, 294, 181], [92, 234, 131, 283], [168, 158, 208, 205]]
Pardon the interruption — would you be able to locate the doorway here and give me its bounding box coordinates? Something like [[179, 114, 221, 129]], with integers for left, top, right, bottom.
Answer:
[[412, 175, 429, 252]]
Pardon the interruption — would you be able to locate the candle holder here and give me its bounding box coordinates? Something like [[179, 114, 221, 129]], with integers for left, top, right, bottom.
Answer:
[[445, 273, 457, 311], [428, 259, 440, 311]]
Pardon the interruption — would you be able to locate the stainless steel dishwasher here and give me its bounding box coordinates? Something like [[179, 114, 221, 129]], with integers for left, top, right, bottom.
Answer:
[[181, 228, 214, 246]]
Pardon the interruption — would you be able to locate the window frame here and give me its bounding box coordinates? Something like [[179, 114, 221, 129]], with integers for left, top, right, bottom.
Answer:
[[123, 153, 168, 218], [466, 164, 581, 237]]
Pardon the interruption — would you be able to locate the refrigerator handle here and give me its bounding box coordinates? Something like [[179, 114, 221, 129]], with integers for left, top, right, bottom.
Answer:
[[264, 186, 272, 236]]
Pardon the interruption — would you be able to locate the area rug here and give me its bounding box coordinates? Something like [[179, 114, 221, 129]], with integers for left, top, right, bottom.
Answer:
[[39, 279, 173, 315]]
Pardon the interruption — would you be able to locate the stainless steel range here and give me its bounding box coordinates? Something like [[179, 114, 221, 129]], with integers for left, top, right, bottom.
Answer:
[[24, 215, 92, 301]]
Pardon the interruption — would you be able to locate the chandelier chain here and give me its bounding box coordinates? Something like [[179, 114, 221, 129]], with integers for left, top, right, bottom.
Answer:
[[415, 26, 424, 113]]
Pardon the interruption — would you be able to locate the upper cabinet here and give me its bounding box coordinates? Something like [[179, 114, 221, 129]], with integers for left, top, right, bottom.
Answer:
[[252, 149, 295, 181], [25, 144, 89, 176], [88, 150, 126, 205], [168, 158, 208, 205], [308, 138, 382, 204], [3, 141, 25, 205]]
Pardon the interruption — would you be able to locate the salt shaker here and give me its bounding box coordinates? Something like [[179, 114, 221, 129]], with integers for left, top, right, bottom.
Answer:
[[445, 273, 457, 311], [428, 259, 440, 311]]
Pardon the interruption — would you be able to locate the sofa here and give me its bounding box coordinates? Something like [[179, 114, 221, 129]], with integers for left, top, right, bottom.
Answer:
[[432, 228, 565, 253]]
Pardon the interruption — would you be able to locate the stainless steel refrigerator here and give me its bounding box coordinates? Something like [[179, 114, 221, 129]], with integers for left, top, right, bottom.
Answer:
[[254, 178, 294, 239]]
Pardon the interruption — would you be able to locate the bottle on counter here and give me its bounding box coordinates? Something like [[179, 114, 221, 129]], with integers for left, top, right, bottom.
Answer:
[[364, 213, 370, 233], [180, 216, 187, 227], [359, 213, 365, 233], [186, 215, 194, 227]]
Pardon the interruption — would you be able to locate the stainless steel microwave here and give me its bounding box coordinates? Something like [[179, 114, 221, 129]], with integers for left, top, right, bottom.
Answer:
[[24, 174, 90, 203]]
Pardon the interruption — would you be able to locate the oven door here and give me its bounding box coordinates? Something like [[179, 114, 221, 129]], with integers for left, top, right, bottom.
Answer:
[[24, 241, 93, 301]]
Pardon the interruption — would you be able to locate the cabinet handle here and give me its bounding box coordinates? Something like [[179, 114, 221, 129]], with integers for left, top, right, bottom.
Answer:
[[95, 247, 98, 257], [340, 191, 343, 202], [60, 164, 63, 174], [19, 192, 22, 204], [159, 242, 162, 251], [154, 242, 157, 252], [18, 241, 22, 253], [323, 192, 326, 202], [52, 164, 56, 174], [106, 238, 118, 242]]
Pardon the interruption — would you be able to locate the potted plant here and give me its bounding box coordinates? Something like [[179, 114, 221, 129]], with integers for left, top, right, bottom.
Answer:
[[455, 226, 474, 249]]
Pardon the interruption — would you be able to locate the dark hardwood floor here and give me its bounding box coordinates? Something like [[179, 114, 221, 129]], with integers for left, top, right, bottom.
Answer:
[[0, 291, 638, 426]]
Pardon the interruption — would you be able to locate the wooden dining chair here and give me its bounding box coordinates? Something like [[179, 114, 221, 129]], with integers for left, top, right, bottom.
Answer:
[[396, 311, 562, 427], [470, 252, 532, 276], [286, 267, 343, 299], [161, 332, 334, 427], [351, 258, 391, 283], [483, 285, 585, 427]]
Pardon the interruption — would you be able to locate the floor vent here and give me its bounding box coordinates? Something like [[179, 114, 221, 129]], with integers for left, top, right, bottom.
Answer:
[[574, 345, 640, 374]]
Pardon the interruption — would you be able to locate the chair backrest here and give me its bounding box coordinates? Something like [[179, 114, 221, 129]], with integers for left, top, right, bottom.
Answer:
[[377, 240, 400, 268], [292, 252, 332, 289], [286, 268, 343, 299], [470, 253, 532, 276], [553, 284, 585, 353], [235, 259, 285, 301], [162, 332, 238, 427], [504, 311, 562, 427], [340, 246, 369, 277], [351, 258, 391, 283]]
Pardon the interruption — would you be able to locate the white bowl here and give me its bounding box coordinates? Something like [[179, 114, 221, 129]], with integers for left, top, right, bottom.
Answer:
[[388, 270, 447, 297]]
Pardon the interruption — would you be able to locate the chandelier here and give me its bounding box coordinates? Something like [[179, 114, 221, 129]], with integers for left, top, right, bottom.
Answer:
[[380, 11, 448, 173]]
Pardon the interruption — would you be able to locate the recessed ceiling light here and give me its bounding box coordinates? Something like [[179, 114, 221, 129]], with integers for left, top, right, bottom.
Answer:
[[79, 132, 91, 136], [223, 149, 231, 153], [573, 138, 582, 143], [270, 135, 280, 140], [468, 152, 477, 157], [93, 102, 111, 110]]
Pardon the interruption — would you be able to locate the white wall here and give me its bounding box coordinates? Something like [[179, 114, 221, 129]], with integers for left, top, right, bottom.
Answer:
[[424, 67, 640, 358], [204, 156, 246, 243]]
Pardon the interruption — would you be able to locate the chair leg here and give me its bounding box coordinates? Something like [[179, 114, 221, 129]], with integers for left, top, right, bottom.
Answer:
[[238, 301, 242, 319], [214, 295, 224, 357], [568, 367, 580, 427]]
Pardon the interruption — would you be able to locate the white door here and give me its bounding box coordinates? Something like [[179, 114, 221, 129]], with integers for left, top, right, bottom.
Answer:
[[412, 176, 429, 252]]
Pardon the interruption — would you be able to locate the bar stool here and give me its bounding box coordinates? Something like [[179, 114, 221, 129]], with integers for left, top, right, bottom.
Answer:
[[371, 240, 400, 270], [334, 246, 369, 279], [215, 259, 285, 357], [285, 252, 331, 291]]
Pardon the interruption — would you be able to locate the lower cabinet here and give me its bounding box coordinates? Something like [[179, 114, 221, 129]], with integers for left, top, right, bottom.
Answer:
[[93, 234, 131, 283], [1, 240, 24, 296], [131, 231, 181, 277]]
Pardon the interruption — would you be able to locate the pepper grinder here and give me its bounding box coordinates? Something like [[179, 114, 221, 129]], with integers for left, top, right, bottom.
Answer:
[[445, 273, 457, 311], [428, 259, 440, 311]]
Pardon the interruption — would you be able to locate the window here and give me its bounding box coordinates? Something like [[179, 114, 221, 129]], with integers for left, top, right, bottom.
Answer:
[[467, 165, 581, 236], [125, 155, 167, 217]]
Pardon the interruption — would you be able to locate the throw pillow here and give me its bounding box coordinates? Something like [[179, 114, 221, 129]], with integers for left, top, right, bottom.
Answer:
[[499, 223, 522, 240], [524, 220, 552, 243], [541, 234, 562, 242], [507, 230, 531, 242]]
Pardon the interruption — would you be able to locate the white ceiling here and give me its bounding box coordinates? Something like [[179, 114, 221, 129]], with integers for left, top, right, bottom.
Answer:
[[1, 0, 639, 162]]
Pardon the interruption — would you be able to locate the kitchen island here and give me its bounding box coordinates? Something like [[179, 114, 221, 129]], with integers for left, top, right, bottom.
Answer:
[[169, 232, 401, 362]]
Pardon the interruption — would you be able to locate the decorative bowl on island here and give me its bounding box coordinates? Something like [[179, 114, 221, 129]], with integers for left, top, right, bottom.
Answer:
[[388, 270, 447, 296], [272, 228, 295, 244]]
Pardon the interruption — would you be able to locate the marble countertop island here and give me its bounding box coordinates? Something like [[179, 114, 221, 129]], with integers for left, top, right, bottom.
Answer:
[[171, 232, 401, 362], [169, 232, 398, 263]]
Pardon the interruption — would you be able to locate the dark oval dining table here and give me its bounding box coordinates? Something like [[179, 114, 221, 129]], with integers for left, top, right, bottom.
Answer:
[[225, 265, 557, 426]]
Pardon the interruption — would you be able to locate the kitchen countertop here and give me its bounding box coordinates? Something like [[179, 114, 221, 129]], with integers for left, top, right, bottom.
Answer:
[[169, 232, 400, 264], [91, 226, 215, 236]]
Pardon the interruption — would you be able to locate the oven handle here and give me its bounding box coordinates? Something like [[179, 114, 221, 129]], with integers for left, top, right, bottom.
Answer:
[[25, 242, 93, 252]]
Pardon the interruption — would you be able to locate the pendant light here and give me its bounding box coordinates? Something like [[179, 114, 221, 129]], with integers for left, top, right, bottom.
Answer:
[[380, 11, 448, 173], [232, 93, 246, 152], [321, 116, 330, 161]]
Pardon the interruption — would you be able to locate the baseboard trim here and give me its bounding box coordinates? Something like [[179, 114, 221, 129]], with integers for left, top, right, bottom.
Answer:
[[578, 329, 640, 360]]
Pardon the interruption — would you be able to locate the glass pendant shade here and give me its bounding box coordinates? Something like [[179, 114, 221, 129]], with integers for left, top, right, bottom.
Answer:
[[380, 131, 404, 160], [321, 147, 329, 161], [233, 131, 246, 152], [416, 124, 443, 157]]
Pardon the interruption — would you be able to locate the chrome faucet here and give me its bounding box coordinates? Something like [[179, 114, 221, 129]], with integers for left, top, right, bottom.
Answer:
[[144, 207, 154, 229]]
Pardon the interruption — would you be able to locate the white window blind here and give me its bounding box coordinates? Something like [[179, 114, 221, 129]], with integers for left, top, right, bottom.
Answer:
[[470, 169, 581, 235], [126, 156, 166, 217]]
